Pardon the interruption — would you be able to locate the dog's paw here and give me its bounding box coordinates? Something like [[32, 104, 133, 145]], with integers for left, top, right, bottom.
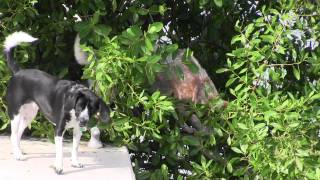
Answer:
[[88, 139, 103, 149], [54, 167, 63, 175], [71, 162, 84, 168], [14, 154, 26, 161]]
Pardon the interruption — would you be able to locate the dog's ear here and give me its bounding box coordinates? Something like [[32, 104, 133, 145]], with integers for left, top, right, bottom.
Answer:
[[64, 91, 83, 112], [98, 99, 111, 123]]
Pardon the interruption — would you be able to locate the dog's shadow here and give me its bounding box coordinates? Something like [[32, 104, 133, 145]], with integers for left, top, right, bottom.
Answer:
[[24, 150, 130, 174]]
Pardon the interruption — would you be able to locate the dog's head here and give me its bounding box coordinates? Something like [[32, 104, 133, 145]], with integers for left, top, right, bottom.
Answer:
[[65, 85, 110, 127]]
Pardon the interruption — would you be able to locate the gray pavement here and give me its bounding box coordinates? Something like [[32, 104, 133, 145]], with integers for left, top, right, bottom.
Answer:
[[0, 136, 135, 180]]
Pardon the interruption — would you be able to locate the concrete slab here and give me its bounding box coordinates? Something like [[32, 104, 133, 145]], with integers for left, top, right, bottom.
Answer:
[[0, 136, 135, 180]]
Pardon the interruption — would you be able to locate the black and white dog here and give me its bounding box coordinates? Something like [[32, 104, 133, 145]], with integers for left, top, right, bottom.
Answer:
[[3, 32, 110, 174]]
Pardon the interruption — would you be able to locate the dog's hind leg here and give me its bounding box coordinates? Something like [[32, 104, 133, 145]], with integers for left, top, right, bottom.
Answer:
[[11, 102, 39, 160], [11, 114, 25, 160], [17, 102, 39, 159], [18, 102, 38, 138]]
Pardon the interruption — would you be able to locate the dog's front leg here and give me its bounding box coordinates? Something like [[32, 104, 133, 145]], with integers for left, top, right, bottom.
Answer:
[[71, 127, 83, 168], [88, 127, 103, 148], [54, 136, 64, 174]]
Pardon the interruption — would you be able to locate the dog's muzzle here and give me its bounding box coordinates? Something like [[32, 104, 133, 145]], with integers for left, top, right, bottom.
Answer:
[[79, 118, 88, 127]]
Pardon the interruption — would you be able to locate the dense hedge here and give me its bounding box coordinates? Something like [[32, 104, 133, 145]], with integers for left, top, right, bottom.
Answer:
[[0, 0, 319, 179]]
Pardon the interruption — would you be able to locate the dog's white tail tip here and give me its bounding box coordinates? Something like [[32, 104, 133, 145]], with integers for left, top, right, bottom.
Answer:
[[4, 31, 38, 52], [74, 34, 89, 65]]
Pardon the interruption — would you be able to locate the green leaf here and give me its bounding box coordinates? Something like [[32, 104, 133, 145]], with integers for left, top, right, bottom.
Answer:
[[292, 49, 297, 60], [249, 51, 265, 62], [215, 128, 223, 137], [293, 66, 300, 80], [148, 55, 161, 63], [254, 123, 266, 130], [216, 68, 230, 73], [251, 39, 261, 45], [269, 8, 280, 15], [226, 53, 235, 57], [261, 35, 275, 43], [237, 123, 248, 130], [234, 83, 244, 92], [148, 22, 163, 34], [165, 44, 178, 53], [264, 110, 277, 121], [227, 136, 231, 146], [296, 149, 309, 157], [277, 46, 286, 55], [239, 68, 248, 74], [214, 0, 223, 7], [230, 88, 236, 96], [138, 8, 149, 15], [295, 158, 303, 171], [151, 91, 161, 100], [232, 48, 246, 57], [159, 101, 174, 111], [231, 147, 243, 154], [240, 144, 248, 154], [0, 121, 9, 130], [270, 122, 284, 131], [112, 0, 117, 12], [310, 93, 320, 101], [161, 164, 169, 176], [105, 74, 113, 83], [232, 61, 246, 70], [137, 56, 148, 62], [92, 10, 101, 25], [199, 0, 208, 7], [94, 25, 111, 37], [182, 135, 201, 146], [227, 162, 233, 173], [288, 122, 299, 128], [126, 26, 142, 38], [226, 77, 237, 87], [152, 131, 162, 140], [159, 5, 166, 15], [75, 21, 92, 37], [177, 176, 183, 180], [227, 58, 232, 67], [231, 35, 244, 45], [245, 23, 254, 37], [133, 13, 139, 23], [145, 36, 154, 52]]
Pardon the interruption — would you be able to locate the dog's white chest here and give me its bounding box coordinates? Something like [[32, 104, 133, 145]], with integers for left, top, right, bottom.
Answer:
[[65, 109, 79, 129]]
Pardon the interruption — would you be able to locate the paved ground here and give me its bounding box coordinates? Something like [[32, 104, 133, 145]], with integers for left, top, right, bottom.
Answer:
[[0, 136, 135, 180]]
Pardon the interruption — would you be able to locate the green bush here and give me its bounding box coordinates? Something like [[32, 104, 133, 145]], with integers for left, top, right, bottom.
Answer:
[[0, 0, 319, 179], [218, 1, 320, 179]]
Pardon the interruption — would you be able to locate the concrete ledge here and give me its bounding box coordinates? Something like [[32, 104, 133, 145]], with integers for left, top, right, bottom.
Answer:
[[0, 136, 135, 180]]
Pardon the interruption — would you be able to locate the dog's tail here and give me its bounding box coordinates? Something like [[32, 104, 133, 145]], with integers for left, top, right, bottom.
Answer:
[[74, 34, 89, 65], [3, 31, 38, 73]]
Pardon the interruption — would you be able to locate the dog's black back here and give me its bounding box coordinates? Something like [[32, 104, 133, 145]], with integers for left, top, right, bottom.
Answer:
[[6, 69, 57, 120], [5, 69, 78, 123]]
